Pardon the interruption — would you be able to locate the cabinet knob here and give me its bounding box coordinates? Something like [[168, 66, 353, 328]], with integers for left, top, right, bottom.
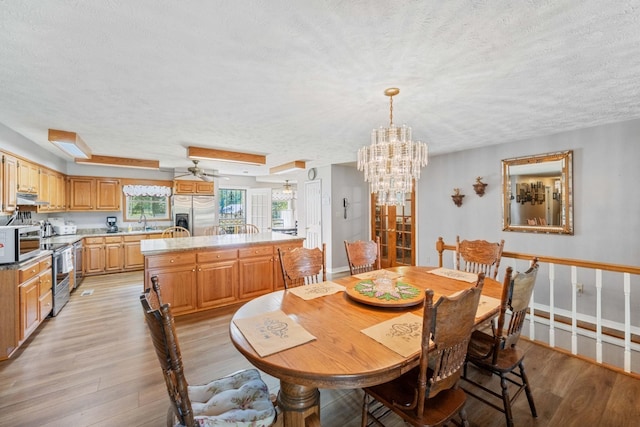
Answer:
[[192, 268, 196, 272], [198, 268, 202, 271], [217, 255, 221, 258], [170, 259, 175, 263]]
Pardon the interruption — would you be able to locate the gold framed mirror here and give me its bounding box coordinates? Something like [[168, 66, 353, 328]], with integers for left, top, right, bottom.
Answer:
[[502, 150, 573, 235]]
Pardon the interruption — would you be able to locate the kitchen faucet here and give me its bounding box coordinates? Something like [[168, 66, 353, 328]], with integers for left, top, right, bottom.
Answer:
[[139, 213, 148, 230]]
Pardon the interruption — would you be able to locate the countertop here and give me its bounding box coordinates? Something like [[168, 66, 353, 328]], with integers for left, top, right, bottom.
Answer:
[[140, 232, 304, 256], [41, 229, 164, 246]]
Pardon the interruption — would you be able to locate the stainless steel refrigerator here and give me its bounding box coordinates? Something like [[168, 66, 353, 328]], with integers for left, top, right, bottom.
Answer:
[[172, 195, 216, 236]]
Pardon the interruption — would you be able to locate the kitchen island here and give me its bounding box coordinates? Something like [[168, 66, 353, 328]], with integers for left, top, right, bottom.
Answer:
[[141, 232, 305, 315]]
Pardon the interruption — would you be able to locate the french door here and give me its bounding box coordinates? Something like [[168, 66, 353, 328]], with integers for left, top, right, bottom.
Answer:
[[371, 190, 415, 267]]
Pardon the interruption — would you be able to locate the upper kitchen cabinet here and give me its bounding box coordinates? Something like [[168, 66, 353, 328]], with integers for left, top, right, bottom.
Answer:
[[16, 160, 39, 194], [38, 168, 66, 213], [2, 154, 18, 213], [174, 180, 214, 195], [68, 177, 121, 211]]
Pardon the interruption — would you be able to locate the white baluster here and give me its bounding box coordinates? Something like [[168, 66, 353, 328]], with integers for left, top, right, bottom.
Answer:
[[549, 263, 555, 347], [595, 269, 602, 364], [571, 266, 578, 355], [624, 273, 631, 373]]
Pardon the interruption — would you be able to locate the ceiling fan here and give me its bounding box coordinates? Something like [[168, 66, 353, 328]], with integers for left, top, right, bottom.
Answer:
[[175, 160, 228, 181]]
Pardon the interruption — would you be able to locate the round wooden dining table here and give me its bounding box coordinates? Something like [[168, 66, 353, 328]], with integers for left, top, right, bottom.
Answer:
[[229, 266, 503, 427]]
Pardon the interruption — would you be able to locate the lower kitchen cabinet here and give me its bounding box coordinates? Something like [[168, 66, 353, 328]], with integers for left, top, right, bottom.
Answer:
[[85, 232, 162, 276], [145, 252, 198, 315], [197, 249, 238, 309], [143, 240, 303, 316], [0, 253, 53, 360]]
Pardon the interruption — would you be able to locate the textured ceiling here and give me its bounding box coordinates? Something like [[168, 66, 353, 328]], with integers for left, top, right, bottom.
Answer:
[[1, 1, 639, 178]]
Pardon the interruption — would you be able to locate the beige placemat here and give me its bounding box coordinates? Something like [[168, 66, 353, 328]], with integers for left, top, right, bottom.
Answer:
[[353, 269, 402, 280], [361, 312, 424, 357], [233, 310, 316, 357], [476, 295, 501, 319], [287, 281, 346, 300], [427, 267, 478, 283]]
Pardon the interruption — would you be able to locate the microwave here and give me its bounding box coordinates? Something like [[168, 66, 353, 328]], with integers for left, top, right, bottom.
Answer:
[[0, 225, 42, 264]]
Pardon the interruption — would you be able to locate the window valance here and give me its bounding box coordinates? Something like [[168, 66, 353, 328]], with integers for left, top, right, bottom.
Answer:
[[122, 185, 172, 197]]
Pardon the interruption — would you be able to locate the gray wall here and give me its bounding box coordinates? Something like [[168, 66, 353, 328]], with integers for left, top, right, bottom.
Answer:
[[416, 118, 640, 267]]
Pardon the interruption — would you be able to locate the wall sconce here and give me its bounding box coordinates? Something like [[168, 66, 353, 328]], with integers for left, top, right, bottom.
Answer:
[[451, 188, 465, 207], [473, 176, 488, 197]]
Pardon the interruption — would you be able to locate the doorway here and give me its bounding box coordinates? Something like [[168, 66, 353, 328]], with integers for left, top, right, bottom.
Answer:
[[371, 190, 416, 267]]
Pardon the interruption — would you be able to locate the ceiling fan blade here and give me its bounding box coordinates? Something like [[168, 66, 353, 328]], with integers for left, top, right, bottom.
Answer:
[[174, 172, 192, 178], [203, 172, 230, 180], [198, 175, 213, 182]]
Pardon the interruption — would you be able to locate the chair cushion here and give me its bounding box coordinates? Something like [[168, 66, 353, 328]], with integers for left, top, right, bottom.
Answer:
[[186, 369, 276, 427]]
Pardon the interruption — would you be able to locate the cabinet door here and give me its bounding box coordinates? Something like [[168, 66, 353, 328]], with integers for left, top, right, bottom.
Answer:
[[17, 161, 31, 192], [96, 179, 121, 210], [238, 255, 273, 299], [84, 244, 105, 274], [38, 269, 53, 319], [195, 181, 214, 194], [56, 173, 66, 210], [3, 155, 17, 212], [197, 260, 238, 309], [174, 180, 196, 194], [38, 169, 50, 212], [28, 163, 39, 194], [19, 277, 40, 340], [123, 239, 144, 270], [68, 178, 95, 210], [104, 242, 123, 271], [146, 267, 197, 315]]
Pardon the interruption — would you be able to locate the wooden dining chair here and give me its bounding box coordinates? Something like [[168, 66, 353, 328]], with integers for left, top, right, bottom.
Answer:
[[140, 276, 277, 427], [455, 235, 505, 279], [278, 243, 326, 289], [344, 237, 381, 275], [234, 224, 260, 234], [462, 259, 539, 427], [161, 226, 191, 238], [362, 274, 485, 427], [203, 225, 226, 235]]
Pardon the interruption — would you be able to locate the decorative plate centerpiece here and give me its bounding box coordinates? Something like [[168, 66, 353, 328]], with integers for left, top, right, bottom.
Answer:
[[346, 275, 423, 307]]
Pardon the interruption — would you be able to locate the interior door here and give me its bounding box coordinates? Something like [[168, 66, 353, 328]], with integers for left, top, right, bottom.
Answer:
[[304, 180, 322, 249], [247, 188, 272, 232], [372, 190, 415, 267]]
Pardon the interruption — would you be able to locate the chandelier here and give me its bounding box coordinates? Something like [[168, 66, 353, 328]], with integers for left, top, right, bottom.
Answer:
[[357, 88, 428, 206]]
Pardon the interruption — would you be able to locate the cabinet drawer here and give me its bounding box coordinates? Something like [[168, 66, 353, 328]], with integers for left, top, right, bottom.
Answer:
[[238, 245, 273, 258], [104, 236, 122, 244], [146, 252, 196, 269], [39, 256, 53, 270], [274, 242, 303, 254], [198, 249, 238, 263], [39, 291, 53, 320], [123, 234, 144, 242], [19, 262, 40, 283], [85, 237, 104, 245]]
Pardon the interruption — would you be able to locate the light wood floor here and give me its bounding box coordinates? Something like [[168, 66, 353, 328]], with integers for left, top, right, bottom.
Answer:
[[1, 271, 639, 427]]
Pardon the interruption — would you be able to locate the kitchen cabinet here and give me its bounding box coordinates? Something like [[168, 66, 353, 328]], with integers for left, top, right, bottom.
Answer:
[[238, 245, 274, 299], [104, 236, 124, 272], [68, 177, 121, 211], [0, 253, 52, 360], [145, 252, 198, 315], [2, 154, 18, 213], [196, 249, 238, 309], [123, 235, 144, 270], [84, 237, 106, 275], [38, 169, 66, 212], [17, 160, 39, 194], [174, 180, 214, 195]]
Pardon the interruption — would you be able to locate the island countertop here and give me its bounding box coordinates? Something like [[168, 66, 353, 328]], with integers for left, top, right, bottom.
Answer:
[[140, 232, 304, 256]]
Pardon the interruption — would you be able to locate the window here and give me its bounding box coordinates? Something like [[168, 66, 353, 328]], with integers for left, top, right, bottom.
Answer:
[[124, 195, 170, 221], [122, 185, 172, 222], [218, 188, 246, 232]]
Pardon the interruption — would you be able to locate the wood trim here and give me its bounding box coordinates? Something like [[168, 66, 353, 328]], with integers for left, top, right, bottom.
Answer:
[[121, 178, 173, 187], [269, 160, 306, 174], [75, 155, 159, 170], [48, 129, 92, 158], [435, 237, 640, 275], [188, 146, 266, 165]]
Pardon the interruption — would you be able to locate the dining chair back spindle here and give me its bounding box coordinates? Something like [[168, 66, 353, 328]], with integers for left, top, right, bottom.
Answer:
[[344, 237, 381, 275], [161, 226, 191, 238], [278, 243, 326, 289], [462, 259, 539, 427], [140, 277, 276, 427], [455, 236, 505, 279], [362, 273, 485, 427], [203, 225, 226, 235]]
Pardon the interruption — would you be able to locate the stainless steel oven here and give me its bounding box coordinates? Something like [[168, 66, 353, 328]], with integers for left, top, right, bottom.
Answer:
[[52, 244, 73, 316]]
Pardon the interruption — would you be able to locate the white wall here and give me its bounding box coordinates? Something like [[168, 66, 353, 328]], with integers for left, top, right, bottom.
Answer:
[[416, 118, 640, 267]]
